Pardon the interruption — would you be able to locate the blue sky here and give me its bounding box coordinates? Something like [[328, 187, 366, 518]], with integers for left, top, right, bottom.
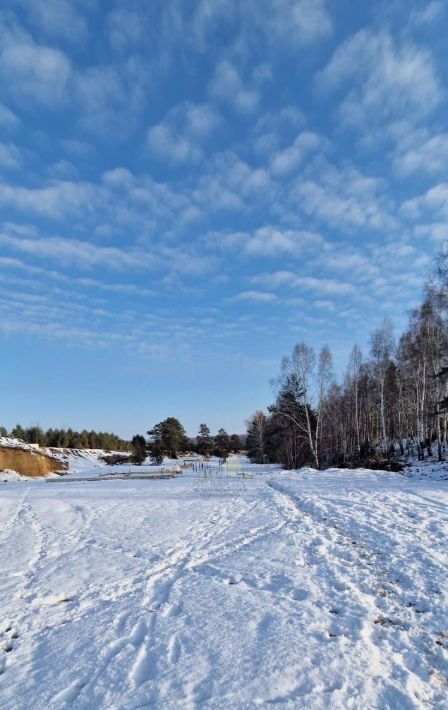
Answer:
[[1, 0, 447, 438]]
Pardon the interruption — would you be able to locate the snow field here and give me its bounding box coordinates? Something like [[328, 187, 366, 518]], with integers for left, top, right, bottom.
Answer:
[[0, 462, 447, 708]]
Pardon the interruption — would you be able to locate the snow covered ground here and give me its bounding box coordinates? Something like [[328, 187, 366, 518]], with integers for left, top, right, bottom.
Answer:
[[1, 458, 448, 708]]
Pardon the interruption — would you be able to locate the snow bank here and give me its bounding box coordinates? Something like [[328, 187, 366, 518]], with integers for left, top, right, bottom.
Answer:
[[0, 469, 26, 483]]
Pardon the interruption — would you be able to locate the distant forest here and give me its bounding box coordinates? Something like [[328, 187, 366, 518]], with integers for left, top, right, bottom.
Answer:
[[2, 419, 242, 462], [2, 425, 133, 452], [246, 246, 448, 471]]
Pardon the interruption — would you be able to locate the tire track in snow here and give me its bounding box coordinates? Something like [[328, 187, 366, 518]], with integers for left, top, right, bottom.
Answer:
[[266, 479, 448, 704], [1, 495, 149, 703], [127, 498, 261, 696], [0, 496, 50, 683], [68, 497, 251, 705]]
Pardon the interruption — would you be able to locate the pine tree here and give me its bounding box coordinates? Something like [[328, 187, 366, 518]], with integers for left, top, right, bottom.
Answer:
[[246, 412, 266, 463], [147, 417, 187, 458], [214, 428, 231, 459], [230, 434, 241, 452], [11, 424, 26, 441], [131, 434, 147, 465], [25, 426, 46, 446], [197, 423, 213, 456]]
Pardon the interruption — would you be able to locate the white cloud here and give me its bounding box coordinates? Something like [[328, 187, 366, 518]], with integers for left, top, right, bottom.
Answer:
[[208, 226, 324, 257], [252, 106, 306, 157], [0, 211, 214, 279], [414, 223, 448, 242], [251, 270, 298, 288], [0, 254, 44, 276], [393, 131, 448, 176], [263, 0, 332, 47], [252, 270, 356, 295], [246, 236, 431, 312], [318, 30, 442, 127], [192, 0, 332, 50], [270, 131, 323, 177], [191, 151, 273, 213], [157, 244, 216, 277], [0, 252, 157, 297], [148, 102, 221, 163], [409, 1, 446, 26], [149, 125, 197, 164], [314, 299, 336, 311], [294, 275, 357, 296], [0, 19, 71, 106], [292, 163, 396, 230], [62, 138, 95, 159], [47, 159, 79, 180], [231, 290, 278, 303], [74, 63, 145, 135], [246, 227, 322, 257], [0, 142, 21, 170], [0, 4, 148, 139], [76, 279, 155, 298], [0, 180, 95, 219], [99, 167, 203, 233], [0, 6, 148, 138], [209, 61, 259, 114], [16, 0, 89, 43], [0, 166, 200, 239], [107, 8, 144, 52], [0, 102, 20, 129], [401, 183, 448, 220], [0, 230, 153, 271]]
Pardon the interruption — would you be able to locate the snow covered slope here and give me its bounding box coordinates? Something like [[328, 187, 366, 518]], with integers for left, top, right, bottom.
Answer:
[[0, 439, 186, 480], [0, 463, 447, 708]]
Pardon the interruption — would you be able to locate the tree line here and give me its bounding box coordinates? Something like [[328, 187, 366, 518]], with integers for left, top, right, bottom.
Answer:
[[2, 424, 133, 452], [3, 420, 242, 463], [246, 248, 448, 470], [132, 419, 241, 464]]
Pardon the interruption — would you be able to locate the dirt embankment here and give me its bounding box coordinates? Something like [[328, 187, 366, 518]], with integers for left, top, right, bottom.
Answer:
[[0, 447, 67, 477]]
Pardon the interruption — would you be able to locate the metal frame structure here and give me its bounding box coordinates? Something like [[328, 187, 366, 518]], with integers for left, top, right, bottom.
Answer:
[[193, 460, 247, 496]]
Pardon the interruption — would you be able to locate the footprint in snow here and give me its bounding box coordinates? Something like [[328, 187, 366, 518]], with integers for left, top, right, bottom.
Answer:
[[51, 679, 86, 704], [225, 577, 240, 585], [1, 625, 19, 655], [435, 631, 448, 649], [113, 611, 129, 633], [291, 588, 308, 601], [167, 634, 182, 664], [374, 616, 408, 630], [162, 601, 183, 618]]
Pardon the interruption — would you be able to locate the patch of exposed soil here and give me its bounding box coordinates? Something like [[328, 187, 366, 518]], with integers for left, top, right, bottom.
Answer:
[[0, 447, 67, 477]]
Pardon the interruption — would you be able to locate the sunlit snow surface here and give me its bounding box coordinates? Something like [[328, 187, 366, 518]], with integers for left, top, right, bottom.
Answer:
[[1, 458, 448, 708]]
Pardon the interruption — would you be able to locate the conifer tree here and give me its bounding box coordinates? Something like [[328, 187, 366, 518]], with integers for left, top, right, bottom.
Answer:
[[131, 434, 147, 465], [230, 434, 241, 452], [246, 412, 267, 463], [197, 423, 213, 456], [147, 417, 187, 458], [214, 428, 231, 459]]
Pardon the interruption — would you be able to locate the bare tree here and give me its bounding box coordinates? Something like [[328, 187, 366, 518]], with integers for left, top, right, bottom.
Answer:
[[347, 345, 363, 452], [253, 265, 448, 470], [370, 318, 395, 453], [274, 343, 334, 469]]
